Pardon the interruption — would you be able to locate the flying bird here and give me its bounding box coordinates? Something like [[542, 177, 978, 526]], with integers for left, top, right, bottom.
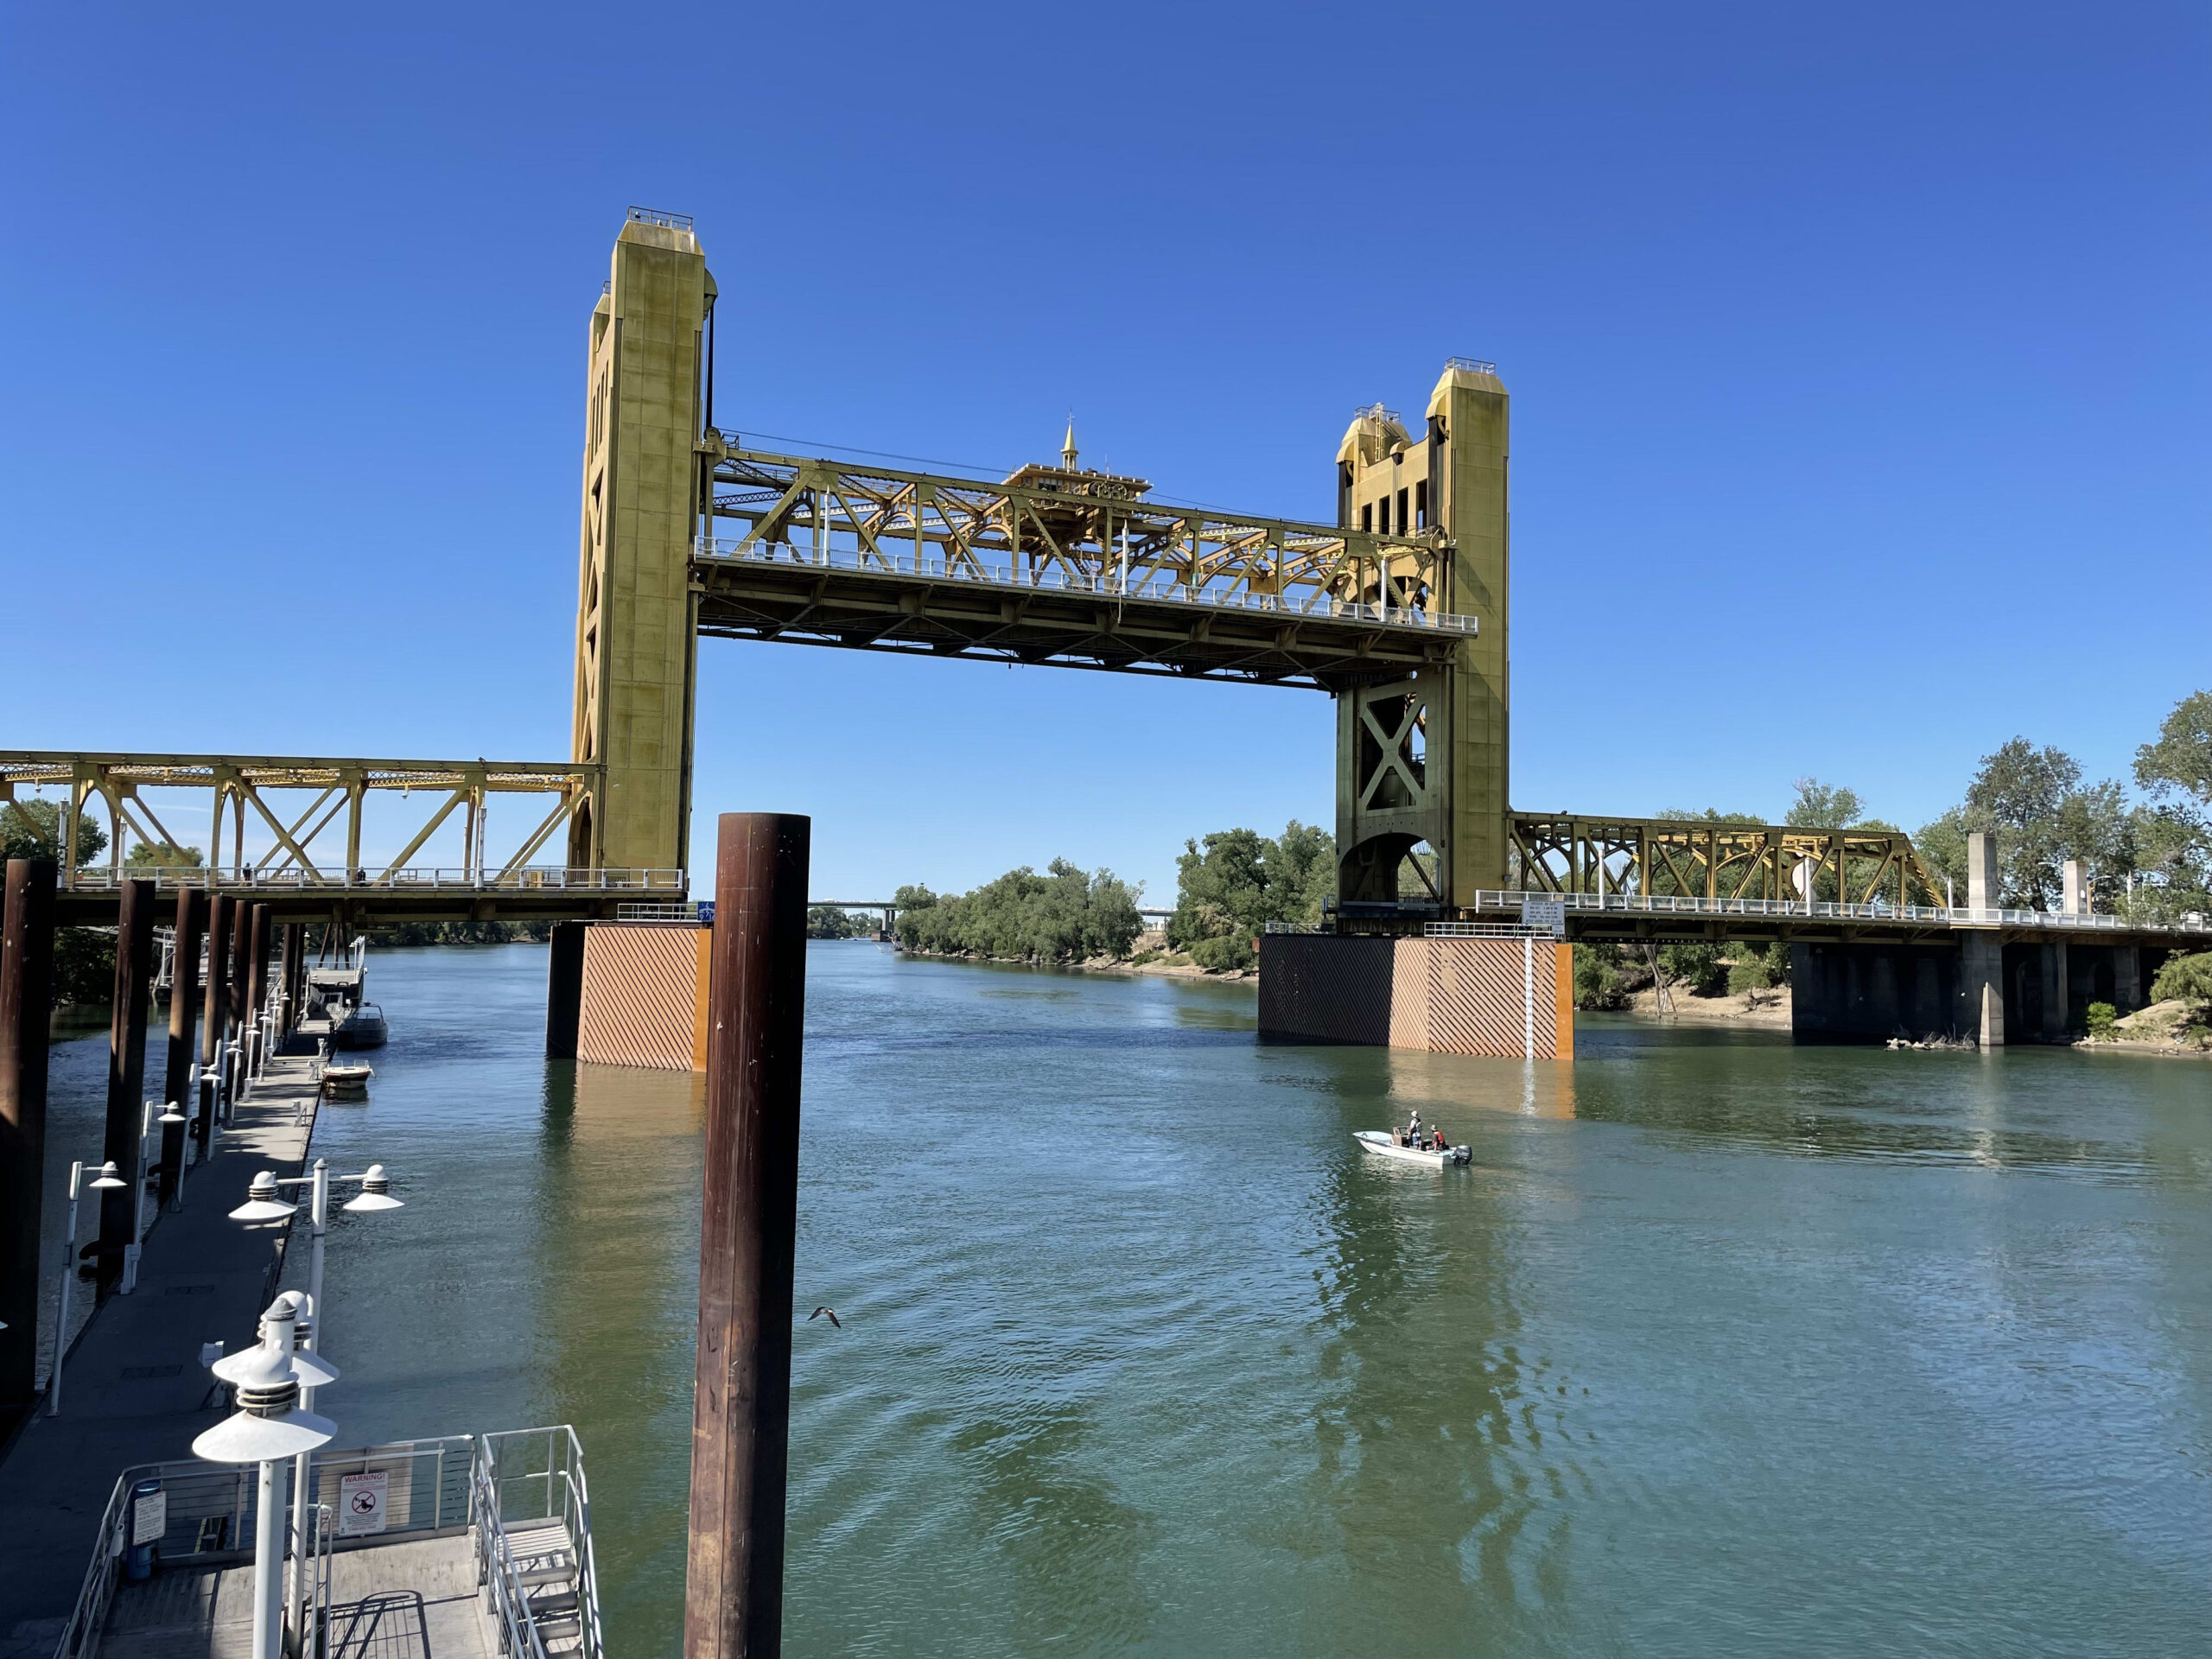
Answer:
[[809, 1306, 841, 1329]]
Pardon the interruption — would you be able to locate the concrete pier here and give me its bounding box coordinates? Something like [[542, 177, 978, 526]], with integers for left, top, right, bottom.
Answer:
[[0, 1054, 322, 1659]]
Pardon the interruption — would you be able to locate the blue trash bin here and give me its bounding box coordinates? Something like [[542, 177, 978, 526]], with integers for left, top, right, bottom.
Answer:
[[124, 1478, 164, 1581]]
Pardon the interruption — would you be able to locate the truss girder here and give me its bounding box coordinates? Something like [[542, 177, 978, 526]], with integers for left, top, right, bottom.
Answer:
[[1506, 815, 1946, 911], [0, 752, 605, 889], [703, 442, 1462, 622]]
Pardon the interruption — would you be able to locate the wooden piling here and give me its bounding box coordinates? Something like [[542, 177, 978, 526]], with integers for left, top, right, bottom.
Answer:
[[685, 814, 810, 1659], [159, 888, 206, 1206], [99, 879, 156, 1300], [0, 860, 57, 1420], [282, 923, 303, 1036], [226, 900, 252, 1100], [197, 893, 230, 1150], [246, 904, 272, 1036]]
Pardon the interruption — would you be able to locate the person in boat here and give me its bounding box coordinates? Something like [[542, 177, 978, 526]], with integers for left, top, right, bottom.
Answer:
[[1430, 1128, 1450, 1152]]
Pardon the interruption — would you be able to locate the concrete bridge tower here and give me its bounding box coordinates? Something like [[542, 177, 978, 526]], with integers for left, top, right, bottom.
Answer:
[[1334, 361, 1510, 907], [569, 212, 715, 876]]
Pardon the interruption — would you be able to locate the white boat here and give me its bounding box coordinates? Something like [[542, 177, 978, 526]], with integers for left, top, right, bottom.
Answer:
[[321, 1064, 375, 1101], [1355, 1130, 1472, 1167]]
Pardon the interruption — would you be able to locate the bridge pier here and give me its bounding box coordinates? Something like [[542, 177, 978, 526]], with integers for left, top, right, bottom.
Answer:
[[545, 921, 586, 1060]]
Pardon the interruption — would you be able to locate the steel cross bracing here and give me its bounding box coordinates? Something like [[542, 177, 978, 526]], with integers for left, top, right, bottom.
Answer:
[[1506, 815, 1948, 912], [696, 439, 1475, 690], [0, 753, 677, 920]]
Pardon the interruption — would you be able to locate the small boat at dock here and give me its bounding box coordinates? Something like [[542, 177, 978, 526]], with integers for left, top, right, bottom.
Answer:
[[321, 1063, 375, 1100], [1355, 1130, 1472, 1167]]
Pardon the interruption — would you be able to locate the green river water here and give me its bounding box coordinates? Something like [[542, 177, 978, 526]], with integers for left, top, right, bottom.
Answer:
[[47, 942, 2212, 1655]]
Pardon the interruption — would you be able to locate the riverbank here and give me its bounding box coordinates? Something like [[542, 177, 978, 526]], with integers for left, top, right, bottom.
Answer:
[[1618, 982, 1792, 1027], [893, 943, 1255, 983]]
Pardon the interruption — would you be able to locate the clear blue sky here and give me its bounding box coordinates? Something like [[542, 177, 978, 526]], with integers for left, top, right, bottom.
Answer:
[[4, 4, 2205, 901]]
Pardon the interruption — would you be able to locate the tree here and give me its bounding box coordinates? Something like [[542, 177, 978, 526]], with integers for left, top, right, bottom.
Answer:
[[1168, 821, 1338, 968], [2132, 691, 2212, 916], [127, 841, 204, 869], [1917, 739, 2133, 911], [1784, 779, 1865, 829], [0, 799, 107, 867], [806, 905, 869, 939], [891, 862, 1141, 963]]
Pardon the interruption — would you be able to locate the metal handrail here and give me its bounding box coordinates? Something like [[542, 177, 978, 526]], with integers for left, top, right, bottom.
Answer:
[[472, 1454, 550, 1659], [692, 536, 1480, 636], [477, 1427, 605, 1659], [51, 1469, 132, 1659], [60, 867, 687, 895], [1466, 889, 2212, 937]]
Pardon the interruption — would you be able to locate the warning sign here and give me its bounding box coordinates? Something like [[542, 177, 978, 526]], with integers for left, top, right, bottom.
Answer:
[[131, 1489, 167, 1546], [1520, 898, 1567, 938], [338, 1471, 389, 1537]]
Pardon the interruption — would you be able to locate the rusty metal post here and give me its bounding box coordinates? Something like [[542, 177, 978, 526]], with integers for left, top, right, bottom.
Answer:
[[247, 904, 272, 1035], [226, 899, 252, 1099], [99, 879, 156, 1300], [685, 814, 810, 1659], [282, 923, 304, 1036], [159, 888, 206, 1205], [0, 860, 57, 1420], [198, 893, 231, 1148]]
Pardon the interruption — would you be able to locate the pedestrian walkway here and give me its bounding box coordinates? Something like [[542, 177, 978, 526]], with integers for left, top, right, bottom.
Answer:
[[0, 1056, 323, 1659]]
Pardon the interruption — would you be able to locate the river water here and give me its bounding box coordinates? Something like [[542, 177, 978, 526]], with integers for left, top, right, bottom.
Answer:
[[46, 942, 2212, 1655]]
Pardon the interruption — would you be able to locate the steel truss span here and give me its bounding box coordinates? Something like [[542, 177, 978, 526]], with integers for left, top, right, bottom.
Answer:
[[697, 441, 1475, 689], [0, 751, 607, 895], [1508, 815, 1948, 912]]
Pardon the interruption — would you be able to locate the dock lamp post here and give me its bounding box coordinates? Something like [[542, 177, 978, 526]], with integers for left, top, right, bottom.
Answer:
[[47, 1160, 129, 1415], [196, 1334, 336, 1659], [230, 1160, 404, 1632]]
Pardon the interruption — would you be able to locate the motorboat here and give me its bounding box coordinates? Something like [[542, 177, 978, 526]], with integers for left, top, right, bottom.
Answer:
[[334, 1001, 388, 1049], [1355, 1130, 1472, 1167], [321, 1064, 375, 1101]]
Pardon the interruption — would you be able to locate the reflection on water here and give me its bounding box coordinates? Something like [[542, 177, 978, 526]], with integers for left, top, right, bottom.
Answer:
[[37, 944, 2199, 1656]]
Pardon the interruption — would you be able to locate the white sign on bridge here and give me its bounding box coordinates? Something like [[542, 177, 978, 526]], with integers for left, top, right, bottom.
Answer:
[[1520, 898, 1567, 938]]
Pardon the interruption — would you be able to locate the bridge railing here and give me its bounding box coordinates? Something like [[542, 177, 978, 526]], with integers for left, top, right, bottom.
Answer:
[[1465, 890, 2212, 937], [59, 867, 686, 895], [693, 537, 1479, 636]]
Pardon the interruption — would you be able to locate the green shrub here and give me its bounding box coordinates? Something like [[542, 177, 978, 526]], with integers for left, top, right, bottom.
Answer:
[[1190, 934, 1256, 972], [2150, 951, 2212, 1008], [1727, 954, 1772, 996], [2084, 1001, 2118, 1039], [1573, 944, 1625, 1010], [1130, 950, 1160, 968], [1658, 941, 1728, 996]]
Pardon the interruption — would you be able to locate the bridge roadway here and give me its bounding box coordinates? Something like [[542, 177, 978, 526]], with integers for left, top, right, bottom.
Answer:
[[1421, 890, 2212, 949]]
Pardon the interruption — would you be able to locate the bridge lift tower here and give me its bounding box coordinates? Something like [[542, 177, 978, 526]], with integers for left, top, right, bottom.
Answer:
[[571, 209, 1516, 907]]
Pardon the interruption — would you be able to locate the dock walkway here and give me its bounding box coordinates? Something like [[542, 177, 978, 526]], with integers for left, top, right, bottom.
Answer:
[[0, 1056, 322, 1659]]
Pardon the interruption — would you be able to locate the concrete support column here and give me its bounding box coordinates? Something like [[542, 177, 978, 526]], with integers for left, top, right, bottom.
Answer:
[[2062, 859, 2087, 916], [0, 860, 57, 1421], [545, 922, 587, 1060], [1967, 832, 1999, 912], [2115, 944, 2141, 1014], [2040, 940, 2069, 1041], [1961, 931, 2004, 1047], [198, 893, 231, 1151]]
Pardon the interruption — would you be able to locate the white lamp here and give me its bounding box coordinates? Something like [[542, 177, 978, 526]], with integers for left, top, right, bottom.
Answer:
[[340, 1166, 404, 1213], [192, 1343, 336, 1659], [230, 1171, 299, 1224]]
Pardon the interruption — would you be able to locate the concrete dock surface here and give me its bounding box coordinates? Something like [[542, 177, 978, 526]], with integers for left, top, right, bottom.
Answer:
[[0, 1056, 321, 1659]]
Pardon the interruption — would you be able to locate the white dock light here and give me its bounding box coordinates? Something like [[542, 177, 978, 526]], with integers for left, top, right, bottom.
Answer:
[[191, 1342, 337, 1659], [87, 1162, 127, 1191], [341, 1165, 403, 1213], [231, 1171, 299, 1224]]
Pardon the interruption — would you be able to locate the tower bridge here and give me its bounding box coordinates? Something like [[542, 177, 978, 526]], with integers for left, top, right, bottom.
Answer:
[[14, 207, 2207, 1041]]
